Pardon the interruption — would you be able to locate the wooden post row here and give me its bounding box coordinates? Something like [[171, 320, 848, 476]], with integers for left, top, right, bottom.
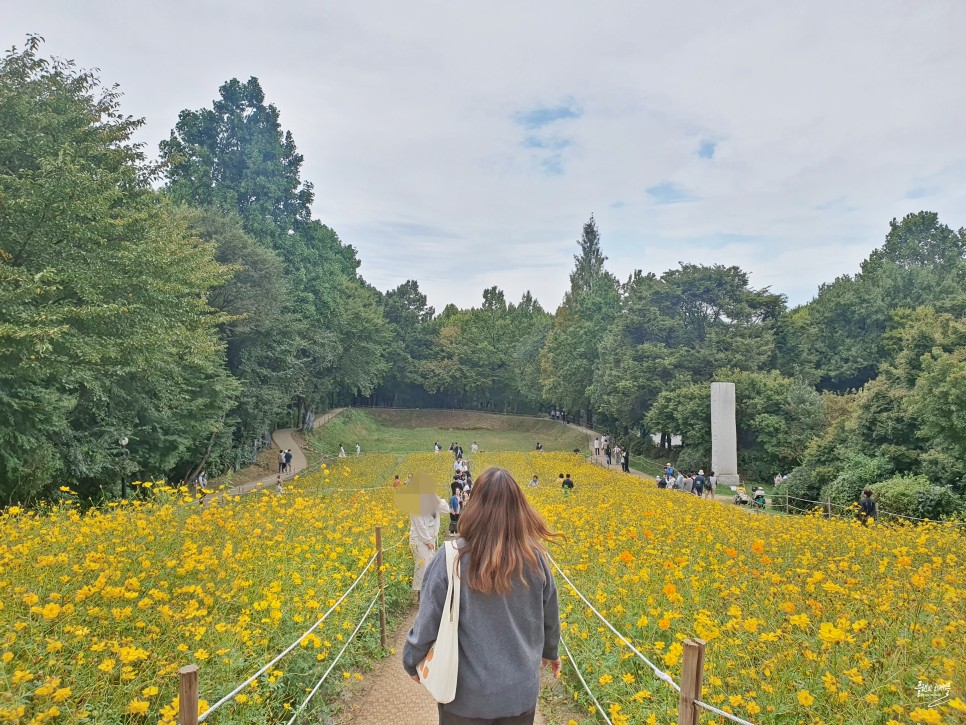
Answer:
[[376, 526, 387, 650], [178, 664, 199, 725], [677, 638, 706, 725]]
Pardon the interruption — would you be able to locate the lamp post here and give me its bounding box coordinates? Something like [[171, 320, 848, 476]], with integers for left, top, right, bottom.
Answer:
[[119, 436, 129, 499]]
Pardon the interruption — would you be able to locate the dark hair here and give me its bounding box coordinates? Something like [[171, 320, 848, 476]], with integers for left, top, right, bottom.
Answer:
[[862, 489, 873, 497], [457, 467, 561, 594]]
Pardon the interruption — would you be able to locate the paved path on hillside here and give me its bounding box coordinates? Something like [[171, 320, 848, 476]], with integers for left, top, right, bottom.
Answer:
[[336, 607, 547, 725], [203, 408, 345, 504]]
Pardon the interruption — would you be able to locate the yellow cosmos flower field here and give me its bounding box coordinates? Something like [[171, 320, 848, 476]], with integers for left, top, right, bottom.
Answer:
[[2, 450, 964, 724]]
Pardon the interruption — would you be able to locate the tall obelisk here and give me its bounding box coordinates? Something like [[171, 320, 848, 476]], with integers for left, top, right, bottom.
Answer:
[[711, 382, 739, 485]]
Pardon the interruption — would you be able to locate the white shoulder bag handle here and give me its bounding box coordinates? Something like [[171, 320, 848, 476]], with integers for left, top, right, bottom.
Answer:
[[417, 540, 461, 703]]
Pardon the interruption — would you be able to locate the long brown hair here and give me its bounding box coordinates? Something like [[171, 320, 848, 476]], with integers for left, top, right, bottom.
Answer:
[[457, 467, 561, 594]]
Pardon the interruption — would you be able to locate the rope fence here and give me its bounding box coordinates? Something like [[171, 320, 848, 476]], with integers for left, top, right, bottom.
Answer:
[[548, 553, 756, 725], [776, 493, 966, 527], [178, 530, 406, 725]]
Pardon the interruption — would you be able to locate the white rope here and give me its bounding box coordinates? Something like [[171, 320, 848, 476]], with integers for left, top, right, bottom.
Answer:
[[547, 554, 680, 692], [695, 698, 758, 725], [559, 634, 613, 725], [781, 496, 966, 526], [198, 550, 379, 720], [285, 592, 380, 724]]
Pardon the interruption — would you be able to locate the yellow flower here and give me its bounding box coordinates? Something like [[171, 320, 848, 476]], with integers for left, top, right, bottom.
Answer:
[[193, 648, 210, 661], [909, 707, 943, 724], [818, 622, 846, 644], [53, 687, 72, 702], [142, 686, 159, 697], [599, 673, 613, 685], [126, 699, 150, 716], [797, 690, 815, 708], [12, 669, 34, 685]]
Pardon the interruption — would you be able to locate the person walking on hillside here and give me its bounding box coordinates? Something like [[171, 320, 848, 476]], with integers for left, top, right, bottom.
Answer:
[[338, 444, 347, 458], [409, 491, 450, 601], [471, 441, 479, 453], [858, 488, 877, 525], [434, 442, 441, 454], [593, 437, 601, 459], [278, 450, 286, 474], [694, 470, 706, 497], [404, 467, 562, 724], [448, 489, 462, 535], [604, 443, 612, 466], [621, 450, 629, 473], [275, 475, 283, 494], [355, 442, 361, 457], [284, 449, 293, 473]]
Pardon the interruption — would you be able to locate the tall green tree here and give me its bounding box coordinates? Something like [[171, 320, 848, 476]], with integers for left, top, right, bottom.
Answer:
[[542, 216, 619, 422], [0, 39, 237, 501]]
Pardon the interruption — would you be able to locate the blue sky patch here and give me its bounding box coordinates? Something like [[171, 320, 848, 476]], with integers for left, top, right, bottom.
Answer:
[[514, 102, 582, 130], [698, 139, 716, 159], [646, 181, 693, 204]]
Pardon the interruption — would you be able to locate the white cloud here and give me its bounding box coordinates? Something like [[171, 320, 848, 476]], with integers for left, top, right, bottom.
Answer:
[[5, 0, 965, 310]]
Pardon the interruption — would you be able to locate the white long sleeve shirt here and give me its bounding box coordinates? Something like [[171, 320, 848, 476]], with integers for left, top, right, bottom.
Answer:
[[409, 497, 450, 545]]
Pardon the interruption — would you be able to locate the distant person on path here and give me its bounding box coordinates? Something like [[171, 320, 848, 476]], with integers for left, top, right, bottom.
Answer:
[[434, 441, 441, 454], [275, 475, 283, 494], [448, 490, 461, 534], [694, 470, 706, 496], [593, 437, 601, 458], [707, 471, 716, 498], [664, 463, 675, 479], [614, 445, 622, 466], [683, 472, 694, 494], [774, 473, 783, 487], [621, 450, 629, 473], [408, 491, 450, 601], [355, 442, 361, 457], [562, 473, 574, 491], [404, 467, 561, 724], [858, 488, 877, 525], [535, 441, 543, 452], [338, 444, 347, 458], [278, 450, 286, 474], [471, 441, 479, 453], [284, 449, 293, 472], [197, 470, 207, 489], [604, 443, 612, 466]]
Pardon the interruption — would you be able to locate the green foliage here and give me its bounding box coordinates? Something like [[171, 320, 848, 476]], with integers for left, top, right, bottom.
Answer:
[[0, 39, 237, 501], [870, 474, 965, 520], [818, 453, 892, 508]]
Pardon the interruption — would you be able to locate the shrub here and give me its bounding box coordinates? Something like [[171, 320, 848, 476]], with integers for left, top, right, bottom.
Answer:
[[870, 474, 966, 520], [819, 453, 892, 508], [675, 446, 709, 474]]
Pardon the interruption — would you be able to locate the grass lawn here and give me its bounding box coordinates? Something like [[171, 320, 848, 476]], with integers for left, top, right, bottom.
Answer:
[[307, 408, 588, 457]]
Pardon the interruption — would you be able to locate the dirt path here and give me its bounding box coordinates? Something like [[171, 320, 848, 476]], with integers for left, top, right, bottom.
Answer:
[[336, 607, 549, 725], [204, 409, 345, 504]]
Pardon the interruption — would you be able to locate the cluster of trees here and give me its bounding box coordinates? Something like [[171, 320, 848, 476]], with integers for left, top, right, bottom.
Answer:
[[2, 39, 964, 515]]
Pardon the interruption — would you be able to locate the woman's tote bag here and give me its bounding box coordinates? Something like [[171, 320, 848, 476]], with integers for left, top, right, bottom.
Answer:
[[417, 540, 460, 703]]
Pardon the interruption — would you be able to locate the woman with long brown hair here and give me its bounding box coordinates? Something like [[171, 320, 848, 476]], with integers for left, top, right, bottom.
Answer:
[[403, 467, 562, 724]]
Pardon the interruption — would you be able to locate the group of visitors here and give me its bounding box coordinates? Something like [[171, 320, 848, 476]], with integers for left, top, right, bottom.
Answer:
[[657, 464, 715, 497], [277, 449, 294, 473], [592, 437, 629, 472], [336, 443, 361, 458], [449, 470, 474, 533], [556, 472, 574, 490], [404, 467, 561, 724]]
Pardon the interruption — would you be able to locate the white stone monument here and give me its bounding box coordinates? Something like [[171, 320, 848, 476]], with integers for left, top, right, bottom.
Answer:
[[711, 382, 739, 485]]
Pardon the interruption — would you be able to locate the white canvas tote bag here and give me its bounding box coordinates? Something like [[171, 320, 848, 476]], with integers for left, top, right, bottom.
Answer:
[[417, 540, 461, 703]]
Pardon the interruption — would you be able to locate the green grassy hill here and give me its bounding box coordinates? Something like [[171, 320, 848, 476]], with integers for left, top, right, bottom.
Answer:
[[308, 409, 588, 457]]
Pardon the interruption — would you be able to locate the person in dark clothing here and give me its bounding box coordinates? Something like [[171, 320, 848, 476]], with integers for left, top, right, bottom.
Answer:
[[604, 444, 612, 466], [561, 474, 574, 491], [451, 477, 465, 497], [621, 450, 629, 473], [694, 471, 706, 496], [858, 489, 877, 525]]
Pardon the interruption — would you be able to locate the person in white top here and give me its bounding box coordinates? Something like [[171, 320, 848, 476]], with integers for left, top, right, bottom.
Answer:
[[471, 442, 479, 453], [409, 494, 450, 598], [355, 443, 361, 456], [338, 444, 347, 458], [593, 438, 600, 458]]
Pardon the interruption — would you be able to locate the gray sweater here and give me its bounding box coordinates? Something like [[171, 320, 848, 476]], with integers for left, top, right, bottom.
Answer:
[[402, 540, 560, 719]]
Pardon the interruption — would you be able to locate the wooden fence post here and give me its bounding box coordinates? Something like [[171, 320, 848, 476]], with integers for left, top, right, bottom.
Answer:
[[677, 638, 705, 725], [784, 492, 790, 515], [375, 526, 387, 650], [826, 495, 833, 519], [178, 664, 199, 725]]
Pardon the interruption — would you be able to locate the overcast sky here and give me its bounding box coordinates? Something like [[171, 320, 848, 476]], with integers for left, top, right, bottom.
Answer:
[[6, 1, 965, 311]]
